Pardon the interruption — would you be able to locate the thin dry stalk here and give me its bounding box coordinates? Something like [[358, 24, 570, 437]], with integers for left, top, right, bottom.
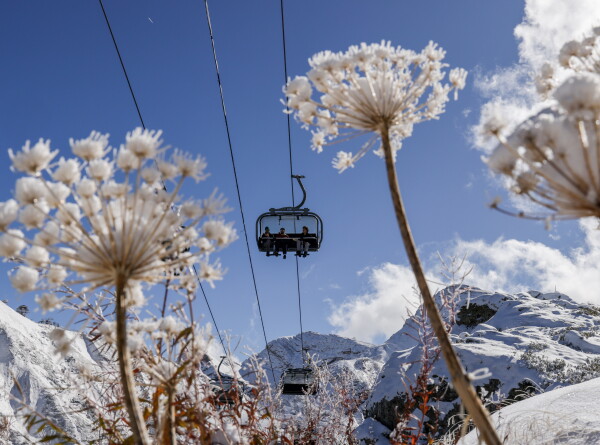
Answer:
[[380, 123, 501, 445], [115, 278, 151, 445]]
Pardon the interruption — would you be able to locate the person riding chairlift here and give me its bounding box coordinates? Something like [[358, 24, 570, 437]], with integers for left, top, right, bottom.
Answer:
[[274, 227, 290, 259], [260, 226, 275, 256], [296, 226, 310, 258]]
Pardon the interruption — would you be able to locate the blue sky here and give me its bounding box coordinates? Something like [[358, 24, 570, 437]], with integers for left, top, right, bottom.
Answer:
[[0, 1, 596, 355]]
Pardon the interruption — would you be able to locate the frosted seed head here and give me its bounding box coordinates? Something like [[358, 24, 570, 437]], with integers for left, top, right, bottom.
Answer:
[[10, 266, 39, 293], [0, 200, 19, 232], [18, 202, 48, 230], [173, 150, 208, 182], [332, 151, 356, 173], [15, 177, 47, 205], [558, 40, 582, 67], [554, 73, 600, 117], [0, 230, 26, 258], [8, 138, 58, 175], [285, 41, 466, 170], [35, 293, 62, 313], [25, 246, 50, 268], [116, 147, 138, 172], [45, 182, 71, 208], [86, 159, 113, 182], [76, 178, 97, 198], [125, 127, 162, 160], [70, 131, 109, 161], [46, 264, 67, 286], [486, 146, 517, 176], [52, 158, 81, 185]]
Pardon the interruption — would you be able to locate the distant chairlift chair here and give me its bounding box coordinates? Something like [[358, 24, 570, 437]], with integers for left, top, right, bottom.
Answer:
[[281, 367, 317, 395]]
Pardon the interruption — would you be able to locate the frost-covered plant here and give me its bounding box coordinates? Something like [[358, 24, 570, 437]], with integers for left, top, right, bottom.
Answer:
[[284, 42, 500, 445], [484, 27, 600, 221], [16, 334, 288, 444], [283, 41, 467, 172], [389, 276, 465, 445], [536, 27, 600, 97], [390, 303, 444, 445], [0, 129, 236, 444]]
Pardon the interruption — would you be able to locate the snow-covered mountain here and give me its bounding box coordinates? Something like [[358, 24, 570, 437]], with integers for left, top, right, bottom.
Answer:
[[242, 330, 387, 389], [3, 287, 600, 444], [246, 287, 600, 443], [0, 301, 105, 444], [458, 375, 600, 445], [362, 288, 600, 442]]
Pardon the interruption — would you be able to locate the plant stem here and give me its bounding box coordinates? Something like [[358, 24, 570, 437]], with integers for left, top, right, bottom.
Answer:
[[116, 276, 151, 445], [165, 385, 176, 445], [380, 125, 501, 445]]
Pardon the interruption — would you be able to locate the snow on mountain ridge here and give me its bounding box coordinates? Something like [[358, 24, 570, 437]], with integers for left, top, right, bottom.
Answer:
[[246, 287, 600, 443], [0, 301, 103, 444], [2, 286, 600, 444], [363, 287, 600, 442], [243, 330, 387, 387]]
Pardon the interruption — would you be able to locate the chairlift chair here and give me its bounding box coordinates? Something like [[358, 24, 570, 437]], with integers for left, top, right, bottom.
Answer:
[[256, 175, 323, 256], [281, 367, 317, 395]]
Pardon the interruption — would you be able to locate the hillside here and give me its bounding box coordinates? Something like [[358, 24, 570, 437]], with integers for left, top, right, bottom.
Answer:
[[246, 287, 600, 443], [2, 287, 600, 443], [362, 288, 600, 442], [0, 301, 104, 444]]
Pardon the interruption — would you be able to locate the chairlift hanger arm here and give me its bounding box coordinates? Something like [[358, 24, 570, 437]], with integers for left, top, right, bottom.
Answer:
[[217, 356, 227, 378], [272, 175, 307, 212], [292, 175, 306, 209]]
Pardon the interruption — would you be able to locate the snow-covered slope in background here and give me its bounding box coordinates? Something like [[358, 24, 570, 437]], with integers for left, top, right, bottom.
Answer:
[[3, 286, 600, 444], [246, 288, 600, 443], [0, 301, 105, 444], [364, 288, 600, 442], [459, 376, 600, 445]]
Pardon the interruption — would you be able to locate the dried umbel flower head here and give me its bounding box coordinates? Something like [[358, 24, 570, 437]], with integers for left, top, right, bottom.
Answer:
[[484, 25, 600, 222], [0, 128, 236, 303], [283, 41, 467, 172], [558, 27, 600, 73], [486, 73, 600, 220], [535, 27, 600, 99]]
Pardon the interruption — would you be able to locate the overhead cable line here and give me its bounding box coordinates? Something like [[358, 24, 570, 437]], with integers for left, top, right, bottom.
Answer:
[[97, 0, 229, 359], [201, 0, 277, 382], [279, 0, 306, 362], [98, 0, 146, 130]]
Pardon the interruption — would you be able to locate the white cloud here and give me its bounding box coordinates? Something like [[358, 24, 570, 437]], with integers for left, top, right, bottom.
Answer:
[[329, 220, 600, 343], [451, 219, 600, 304], [327, 263, 429, 343]]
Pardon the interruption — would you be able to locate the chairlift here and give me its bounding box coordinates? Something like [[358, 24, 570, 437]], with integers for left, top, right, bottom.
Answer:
[[211, 356, 245, 406], [256, 175, 323, 257], [281, 367, 317, 395]]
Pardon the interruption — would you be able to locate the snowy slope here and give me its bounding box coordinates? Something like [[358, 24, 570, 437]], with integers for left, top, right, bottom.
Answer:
[[0, 301, 105, 444], [246, 287, 600, 443], [459, 376, 600, 445], [363, 287, 600, 442], [3, 286, 600, 444]]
